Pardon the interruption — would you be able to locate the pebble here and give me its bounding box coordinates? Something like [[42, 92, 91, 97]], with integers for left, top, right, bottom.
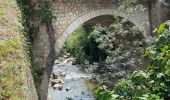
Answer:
[[60, 72, 66, 77], [66, 87, 71, 91], [54, 59, 61, 64], [52, 70, 62, 79], [53, 84, 63, 90]]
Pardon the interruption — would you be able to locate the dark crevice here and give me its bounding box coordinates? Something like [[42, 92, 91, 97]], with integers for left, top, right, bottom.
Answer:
[[148, 0, 154, 36], [46, 22, 56, 78]]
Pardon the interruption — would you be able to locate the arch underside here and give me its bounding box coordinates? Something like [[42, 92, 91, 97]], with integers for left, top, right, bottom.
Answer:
[[55, 8, 149, 52]]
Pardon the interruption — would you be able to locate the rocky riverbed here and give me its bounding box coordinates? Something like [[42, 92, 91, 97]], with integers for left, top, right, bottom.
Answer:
[[48, 56, 97, 100]]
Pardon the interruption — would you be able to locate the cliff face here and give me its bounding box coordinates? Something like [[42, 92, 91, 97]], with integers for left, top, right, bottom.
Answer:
[[27, 0, 56, 99], [149, 0, 170, 32], [0, 0, 37, 100], [32, 23, 55, 100]]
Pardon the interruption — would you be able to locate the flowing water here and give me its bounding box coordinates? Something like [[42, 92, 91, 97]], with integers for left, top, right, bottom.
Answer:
[[48, 58, 96, 100]]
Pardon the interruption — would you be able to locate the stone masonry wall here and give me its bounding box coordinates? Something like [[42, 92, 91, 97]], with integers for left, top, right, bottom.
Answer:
[[52, 0, 150, 52], [30, 0, 170, 99]]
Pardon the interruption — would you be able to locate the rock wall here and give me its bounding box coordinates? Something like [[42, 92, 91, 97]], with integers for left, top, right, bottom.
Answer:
[[0, 0, 38, 100], [29, 0, 56, 99], [32, 23, 55, 100], [149, 0, 170, 34]]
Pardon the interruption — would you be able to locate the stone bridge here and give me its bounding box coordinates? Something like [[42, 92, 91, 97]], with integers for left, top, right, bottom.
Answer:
[[31, 0, 170, 100], [52, 0, 150, 52]]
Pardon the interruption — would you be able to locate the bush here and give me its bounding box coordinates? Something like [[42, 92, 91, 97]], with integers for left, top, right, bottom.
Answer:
[[95, 21, 170, 100], [65, 16, 146, 85], [88, 16, 146, 84], [65, 24, 106, 64]]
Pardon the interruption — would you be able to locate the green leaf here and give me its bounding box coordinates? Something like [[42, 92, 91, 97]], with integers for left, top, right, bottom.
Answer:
[[111, 94, 119, 98], [0, 8, 5, 15], [157, 23, 166, 34], [157, 73, 164, 78]]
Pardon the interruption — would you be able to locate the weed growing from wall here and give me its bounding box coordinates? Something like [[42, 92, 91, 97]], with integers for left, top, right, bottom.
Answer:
[[37, 1, 54, 23]]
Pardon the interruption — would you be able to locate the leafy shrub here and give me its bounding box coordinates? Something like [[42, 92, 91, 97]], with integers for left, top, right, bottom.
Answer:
[[65, 25, 89, 63], [65, 0, 146, 86], [37, 1, 54, 23], [95, 21, 170, 100], [89, 16, 146, 84], [65, 24, 106, 64], [65, 16, 146, 84]]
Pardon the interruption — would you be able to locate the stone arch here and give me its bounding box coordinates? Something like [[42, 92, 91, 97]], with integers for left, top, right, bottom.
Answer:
[[55, 8, 149, 52]]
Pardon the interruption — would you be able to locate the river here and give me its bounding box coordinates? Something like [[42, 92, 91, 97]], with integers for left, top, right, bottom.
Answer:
[[48, 57, 97, 100]]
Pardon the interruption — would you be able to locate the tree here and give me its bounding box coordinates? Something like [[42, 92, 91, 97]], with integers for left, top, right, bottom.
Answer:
[[95, 20, 170, 100]]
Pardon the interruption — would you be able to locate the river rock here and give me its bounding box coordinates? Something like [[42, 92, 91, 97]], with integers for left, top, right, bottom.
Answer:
[[52, 70, 62, 79], [66, 53, 70, 56], [92, 74, 96, 80], [51, 79, 64, 86], [66, 87, 71, 91], [54, 59, 61, 64], [53, 84, 63, 90], [60, 72, 66, 77], [63, 55, 69, 59], [72, 60, 77, 65]]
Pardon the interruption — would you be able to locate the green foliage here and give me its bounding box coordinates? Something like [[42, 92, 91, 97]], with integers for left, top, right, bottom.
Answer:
[[0, 8, 5, 15], [65, 25, 89, 63], [65, 24, 106, 64], [117, 0, 145, 19], [37, 1, 54, 23], [29, 51, 43, 89], [95, 21, 170, 100], [91, 16, 145, 83], [17, 0, 54, 24], [65, 17, 145, 83], [0, 39, 26, 100], [119, 0, 145, 12], [0, 40, 18, 60], [16, 0, 54, 42]]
